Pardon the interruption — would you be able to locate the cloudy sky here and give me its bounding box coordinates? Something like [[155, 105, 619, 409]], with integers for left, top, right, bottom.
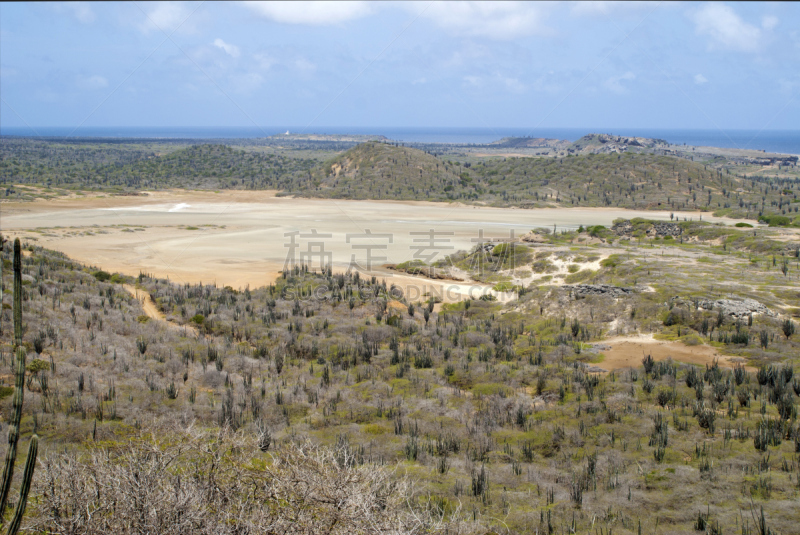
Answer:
[[1, 1, 798, 130]]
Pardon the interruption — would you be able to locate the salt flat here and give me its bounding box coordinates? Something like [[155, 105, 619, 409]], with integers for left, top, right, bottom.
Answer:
[[1, 190, 746, 300]]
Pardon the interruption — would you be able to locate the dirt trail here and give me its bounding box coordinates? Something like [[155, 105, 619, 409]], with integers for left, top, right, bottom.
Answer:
[[123, 284, 197, 335], [595, 334, 754, 372]]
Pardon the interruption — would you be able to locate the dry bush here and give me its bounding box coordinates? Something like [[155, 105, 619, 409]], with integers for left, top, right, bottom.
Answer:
[[26, 424, 467, 535]]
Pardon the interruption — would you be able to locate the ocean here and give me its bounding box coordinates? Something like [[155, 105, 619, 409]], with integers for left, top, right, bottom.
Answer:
[[3, 126, 799, 155]]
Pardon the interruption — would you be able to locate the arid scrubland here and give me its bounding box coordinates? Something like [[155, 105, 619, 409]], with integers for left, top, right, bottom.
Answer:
[[1, 214, 800, 533]]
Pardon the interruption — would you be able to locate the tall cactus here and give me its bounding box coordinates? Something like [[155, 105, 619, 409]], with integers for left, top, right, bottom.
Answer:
[[5, 436, 37, 535], [0, 239, 38, 532], [0, 234, 6, 336], [12, 240, 21, 349]]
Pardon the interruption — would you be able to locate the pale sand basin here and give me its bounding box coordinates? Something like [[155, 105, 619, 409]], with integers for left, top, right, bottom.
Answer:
[[596, 334, 754, 372], [2, 190, 748, 296]]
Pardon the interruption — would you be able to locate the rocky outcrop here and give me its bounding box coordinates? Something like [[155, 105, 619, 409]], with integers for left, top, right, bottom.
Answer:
[[736, 155, 798, 166], [611, 220, 633, 236], [568, 284, 635, 298], [611, 219, 682, 238], [673, 296, 775, 318], [384, 264, 464, 281], [648, 222, 682, 238], [697, 298, 775, 318], [520, 232, 548, 244]]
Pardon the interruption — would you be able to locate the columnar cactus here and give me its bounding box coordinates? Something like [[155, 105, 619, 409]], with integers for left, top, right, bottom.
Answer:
[[5, 436, 37, 535], [0, 235, 6, 336], [0, 347, 26, 518], [0, 239, 38, 533], [12, 240, 22, 349]]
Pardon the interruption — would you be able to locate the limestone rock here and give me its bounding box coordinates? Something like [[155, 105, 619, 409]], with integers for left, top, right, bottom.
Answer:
[[568, 284, 635, 298]]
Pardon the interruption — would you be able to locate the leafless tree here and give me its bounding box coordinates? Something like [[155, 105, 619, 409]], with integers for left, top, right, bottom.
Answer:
[[27, 423, 471, 535]]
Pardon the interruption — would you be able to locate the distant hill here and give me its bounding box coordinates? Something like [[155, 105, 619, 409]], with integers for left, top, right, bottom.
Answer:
[[284, 140, 798, 220], [268, 133, 389, 143], [488, 137, 571, 150], [284, 141, 464, 202], [485, 133, 668, 154], [566, 133, 669, 154], [3, 137, 799, 222], [0, 142, 316, 191]]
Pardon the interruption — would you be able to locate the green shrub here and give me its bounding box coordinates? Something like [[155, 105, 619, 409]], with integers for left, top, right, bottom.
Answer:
[[26, 359, 49, 374], [92, 270, 111, 281], [492, 281, 514, 292], [587, 225, 607, 238], [492, 243, 510, 256], [600, 255, 622, 269], [565, 269, 596, 284], [759, 214, 791, 227]]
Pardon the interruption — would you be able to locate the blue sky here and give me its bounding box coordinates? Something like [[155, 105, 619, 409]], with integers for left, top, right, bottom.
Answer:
[[1, 1, 798, 131]]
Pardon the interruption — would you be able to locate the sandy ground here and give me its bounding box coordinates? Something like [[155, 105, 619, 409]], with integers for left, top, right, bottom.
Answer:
[[2, 191, 759, 368], [1, 190, 746, 298], [123, 284, 198, 335], [596, 334, 754, 371], [123, 284, 167, 321]]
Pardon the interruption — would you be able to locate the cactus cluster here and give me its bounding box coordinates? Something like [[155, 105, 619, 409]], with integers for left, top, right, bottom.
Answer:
[[0, 239, 38, 534]]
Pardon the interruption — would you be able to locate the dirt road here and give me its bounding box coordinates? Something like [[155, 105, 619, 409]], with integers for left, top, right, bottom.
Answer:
[[123, 284, 198, 335]]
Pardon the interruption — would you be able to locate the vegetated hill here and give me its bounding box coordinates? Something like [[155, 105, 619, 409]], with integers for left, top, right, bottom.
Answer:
[[0, 142, 315, 192], [5, 235, 800, 533], [4, 137, 800, 223], [488, 137, 571, 150], [286, 141, 800, 221], [269, 133, 389, 143], [566, 134, 800, 171], [565, 133, 670, 154], [283, 141, 465, 201]]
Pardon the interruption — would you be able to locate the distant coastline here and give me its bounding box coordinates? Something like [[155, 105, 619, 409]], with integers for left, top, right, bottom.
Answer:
[[2, 126, 800, 155]]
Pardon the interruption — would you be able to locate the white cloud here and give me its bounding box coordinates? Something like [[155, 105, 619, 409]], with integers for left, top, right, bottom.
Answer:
[[604, 71, 635, 94], [67, 2, 96, 24], [34, 89, 60, 103], [254, 52, 276, 70], [570, 1, 650, 17], [417, 2, 552, 40], [241, 1, 371, 25], [213, 38, 240, 58], [139, 2, 194, 34], [778, 78, 800, 96], [694, 73, 708, 85], [762, 15, 778, 31], [462, 73, 526, 93], [294, 58, 316, 73], [501, 75, 526, 93], [48, 3, 96, 24], [463, 75, 481, 86], [231, 73, 264, 94], [411, 78, 427, 85], [690, 3, 762, 52], [77, 75, 109, 90]]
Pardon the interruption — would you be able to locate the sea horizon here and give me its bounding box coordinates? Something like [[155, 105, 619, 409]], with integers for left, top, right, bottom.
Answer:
[[3, 126, 800, 155]]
